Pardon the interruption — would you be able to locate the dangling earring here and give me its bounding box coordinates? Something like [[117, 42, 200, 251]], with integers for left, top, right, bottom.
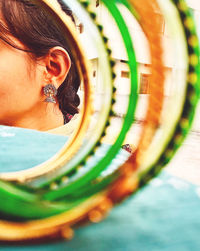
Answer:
[[43, 84, 57, 104]]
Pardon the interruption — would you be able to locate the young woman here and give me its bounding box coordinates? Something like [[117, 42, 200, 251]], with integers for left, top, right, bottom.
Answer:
[[0, 0, 80, 131]]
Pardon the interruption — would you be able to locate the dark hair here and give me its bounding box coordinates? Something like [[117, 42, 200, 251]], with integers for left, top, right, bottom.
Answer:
[[0, 0, 80, 123]]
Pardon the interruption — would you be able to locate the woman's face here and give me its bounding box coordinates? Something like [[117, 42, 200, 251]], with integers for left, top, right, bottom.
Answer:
[[0, 36, 46, 126]]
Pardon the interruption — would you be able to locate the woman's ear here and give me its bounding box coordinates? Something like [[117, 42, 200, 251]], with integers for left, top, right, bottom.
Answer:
[[44, 46, 71, 87]]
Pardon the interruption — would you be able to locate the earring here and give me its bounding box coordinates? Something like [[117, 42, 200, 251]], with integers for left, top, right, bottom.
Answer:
[[43, 84, 57, 104]]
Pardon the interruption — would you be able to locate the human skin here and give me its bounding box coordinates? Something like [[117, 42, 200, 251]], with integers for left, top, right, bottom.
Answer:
[[0, 34, 71, 131]]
